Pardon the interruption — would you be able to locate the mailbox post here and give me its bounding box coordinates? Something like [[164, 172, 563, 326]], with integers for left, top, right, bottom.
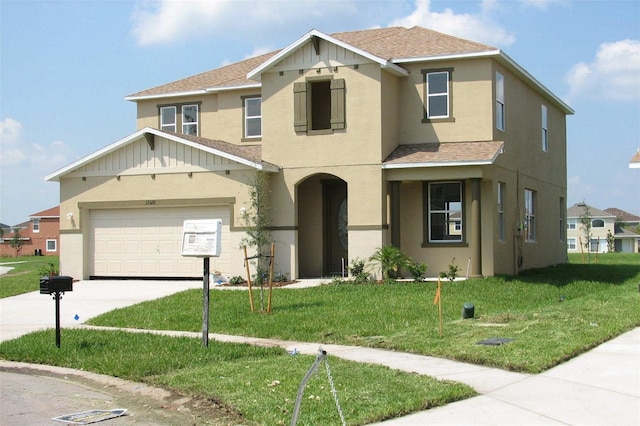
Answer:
[[181, 219, 222, 347], [40, 276, 73, 348]]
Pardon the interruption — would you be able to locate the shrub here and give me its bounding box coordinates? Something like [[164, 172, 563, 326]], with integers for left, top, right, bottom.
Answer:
[[407, 259, 427, 281], [369, 245, 410, 280], [228, 276, 246, 286]]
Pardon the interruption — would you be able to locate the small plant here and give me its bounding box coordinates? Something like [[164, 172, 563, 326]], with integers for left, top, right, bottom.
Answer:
[[369, 245, 409, 280], [439, 257, 460, 282], [38, 262, 59, 278], [273, 271, 289, 283], [228, 276, 246, 286], [348, 257, 371, 283], [407, 259, 427, 281]]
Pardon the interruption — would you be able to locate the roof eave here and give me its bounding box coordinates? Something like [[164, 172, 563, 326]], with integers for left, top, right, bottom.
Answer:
[[125, 89, 208, 102], [382, 160, 495, 169]]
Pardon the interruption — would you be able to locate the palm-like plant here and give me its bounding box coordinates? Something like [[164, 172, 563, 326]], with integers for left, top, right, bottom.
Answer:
[[369, 245, 409, 280]]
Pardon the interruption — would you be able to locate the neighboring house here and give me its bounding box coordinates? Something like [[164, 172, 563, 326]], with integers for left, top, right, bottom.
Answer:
[[46, 26, 573, 280], [567, 203, 639, 254], [630, 149, 640, 168], [0, 207, 60, 257], [604, 207, 640, 253]]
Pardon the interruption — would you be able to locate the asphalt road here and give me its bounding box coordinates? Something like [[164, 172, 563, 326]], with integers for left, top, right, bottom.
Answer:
[[0, 362, 246, 425]]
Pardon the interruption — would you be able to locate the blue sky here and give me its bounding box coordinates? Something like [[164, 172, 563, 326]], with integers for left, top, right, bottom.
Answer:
[[1, 0, 639, 226]]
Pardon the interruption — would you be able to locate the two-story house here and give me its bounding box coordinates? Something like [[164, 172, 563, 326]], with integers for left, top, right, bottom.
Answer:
[[566, 203, 639, 254], [0, 206, 60, 257], [46, 26, 573, 280]]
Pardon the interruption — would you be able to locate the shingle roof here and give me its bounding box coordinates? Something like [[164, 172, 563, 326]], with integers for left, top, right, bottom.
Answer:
[[29, 206, 60, 218], [127, 51, 279, 99], [127, 26, 495, 99], [332, 26, 495, 60], [158, 130, 278, 170], [567, 203, 615, 218], [382, 141, 504, 167], [604, 208, 640, 222]]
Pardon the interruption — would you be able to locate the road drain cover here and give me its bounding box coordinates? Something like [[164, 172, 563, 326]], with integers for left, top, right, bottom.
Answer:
[[477, 337, 513, 346]]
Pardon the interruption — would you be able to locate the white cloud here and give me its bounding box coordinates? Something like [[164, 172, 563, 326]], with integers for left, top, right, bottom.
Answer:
[[565, 39, 640, 101], [130, 0, 355, 47], [389, 0, 516, 47], [0, 118, 73, 168], [0, 118, 71, 224]]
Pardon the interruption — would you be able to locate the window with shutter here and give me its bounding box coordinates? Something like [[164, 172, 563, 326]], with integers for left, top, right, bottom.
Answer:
[[293, 78, 345, 133]]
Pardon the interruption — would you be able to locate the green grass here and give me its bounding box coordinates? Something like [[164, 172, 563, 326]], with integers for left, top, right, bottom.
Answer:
[[86, 253, 640, 373], [0, 256, 58, 298], [1, 253, 638, 424], [0, 329, 474, 425]]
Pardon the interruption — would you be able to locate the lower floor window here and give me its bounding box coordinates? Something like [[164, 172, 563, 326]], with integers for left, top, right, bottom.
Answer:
[[425, 181, 463, 242], [46, 239, 57, 252], [567, 238, 577, 250]]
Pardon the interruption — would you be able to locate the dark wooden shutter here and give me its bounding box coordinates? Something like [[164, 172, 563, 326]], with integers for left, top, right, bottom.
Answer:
[[330, 78, 346, 130], [293, 82, 308, 132]]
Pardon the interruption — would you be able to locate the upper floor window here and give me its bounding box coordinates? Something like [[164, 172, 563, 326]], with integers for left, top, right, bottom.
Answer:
[[496, 72, 505, 131], [159, 103, 200, 136], [498, 182, 505, 241], [422, 69, 452, 120], [541, 104, 548, 152], [592, 219, 605, 228], [567, 218, 577, 229], [425, 181, 463, 243], [160, 106, 176, 132], [182, 105, 198, 135], [525, 189, 536, 242], [243, 96, 262, 138], [32, 219, 40, 233], [294, 78, 345, 133]]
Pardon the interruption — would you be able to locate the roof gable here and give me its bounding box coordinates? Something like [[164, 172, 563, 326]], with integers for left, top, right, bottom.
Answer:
[[45, 128, 278, 182], [247, 29, 409, 80]]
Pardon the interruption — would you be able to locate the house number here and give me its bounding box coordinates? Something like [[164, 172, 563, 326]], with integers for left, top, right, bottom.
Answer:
[[145, 200, 156, 206]]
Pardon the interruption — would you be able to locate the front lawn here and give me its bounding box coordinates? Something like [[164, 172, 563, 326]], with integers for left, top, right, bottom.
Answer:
[[0, 329, 474, 425], [86, 253, 640, 373], [0, 256, 58, 298]]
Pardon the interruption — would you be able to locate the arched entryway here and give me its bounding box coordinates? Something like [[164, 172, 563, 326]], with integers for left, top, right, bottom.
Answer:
[[297, 174, 347, 277]]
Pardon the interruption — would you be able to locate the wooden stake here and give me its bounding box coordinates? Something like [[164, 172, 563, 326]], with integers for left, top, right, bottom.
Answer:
[[243, 246, 255, 312], [438, 278, 443, 337], [579, 236, 585, 264], [267, 243, 275, 313]]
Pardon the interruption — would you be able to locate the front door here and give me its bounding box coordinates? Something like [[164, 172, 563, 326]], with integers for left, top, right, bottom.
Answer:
[[323, 180, 348, 276]]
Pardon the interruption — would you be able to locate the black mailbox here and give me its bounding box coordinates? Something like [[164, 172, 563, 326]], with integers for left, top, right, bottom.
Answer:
[[40, 276, 73, 294]]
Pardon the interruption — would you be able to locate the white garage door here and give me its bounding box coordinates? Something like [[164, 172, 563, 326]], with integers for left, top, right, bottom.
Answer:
[[90, 206, 230, 278]]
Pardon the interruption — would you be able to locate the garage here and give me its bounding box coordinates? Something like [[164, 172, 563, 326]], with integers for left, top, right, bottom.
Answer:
[[89, 206, 230, 279]]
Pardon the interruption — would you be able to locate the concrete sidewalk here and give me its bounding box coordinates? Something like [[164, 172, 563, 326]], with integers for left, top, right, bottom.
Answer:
[[1, 280, 639, 425]]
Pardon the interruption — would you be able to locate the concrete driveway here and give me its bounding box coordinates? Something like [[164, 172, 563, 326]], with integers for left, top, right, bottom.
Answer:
[[0, 280, 202, 342]]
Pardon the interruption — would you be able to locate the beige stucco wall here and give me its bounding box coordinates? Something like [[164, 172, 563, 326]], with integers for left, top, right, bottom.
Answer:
[[398, 59, 494, 144], [135, 89, 262, 143], [261, 63, 384, 168]]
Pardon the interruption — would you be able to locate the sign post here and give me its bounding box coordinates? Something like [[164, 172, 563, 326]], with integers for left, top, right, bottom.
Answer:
[[181, 219, 222, 347]]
